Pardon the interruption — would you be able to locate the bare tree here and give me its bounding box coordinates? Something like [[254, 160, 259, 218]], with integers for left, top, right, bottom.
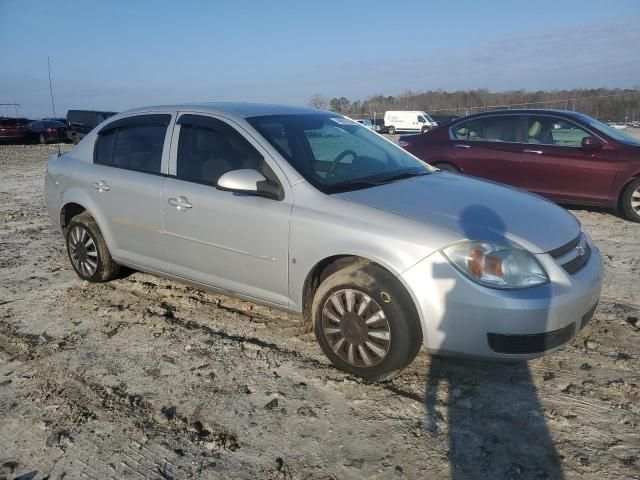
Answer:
[[308, 94, 329, 110]]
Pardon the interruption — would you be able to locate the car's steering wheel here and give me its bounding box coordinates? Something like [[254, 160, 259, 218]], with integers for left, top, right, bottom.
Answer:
[[327, 150, 357, 176]]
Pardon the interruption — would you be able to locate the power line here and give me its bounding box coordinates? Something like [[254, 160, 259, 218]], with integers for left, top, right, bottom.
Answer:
[[47, 56, 57, 118]]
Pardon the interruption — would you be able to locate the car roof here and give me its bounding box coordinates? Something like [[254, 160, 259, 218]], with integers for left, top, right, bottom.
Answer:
[[120, 102, 328, 119], [459, 109, 585, 121]]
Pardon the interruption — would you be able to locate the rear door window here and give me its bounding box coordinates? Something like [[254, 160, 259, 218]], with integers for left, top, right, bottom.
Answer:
[[94, 114, 170, 173], [452, 116, 523, 143]]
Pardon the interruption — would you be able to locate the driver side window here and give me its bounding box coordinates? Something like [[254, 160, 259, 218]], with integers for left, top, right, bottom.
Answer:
[[526, 116, 591, 147], [176, 116, 262, 186]]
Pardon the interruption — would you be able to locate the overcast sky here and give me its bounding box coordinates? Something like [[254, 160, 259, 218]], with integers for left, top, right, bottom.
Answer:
[[1, 0, 639, 118]]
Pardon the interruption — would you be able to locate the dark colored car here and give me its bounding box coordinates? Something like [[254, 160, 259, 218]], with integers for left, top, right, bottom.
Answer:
[[67, 110, 117, 144], [431, 114, 461, 126], [372, 118, 388, 134], [0, 117, 31, 143], [27, 120, 69, 144], [399, 109, 640, 222]]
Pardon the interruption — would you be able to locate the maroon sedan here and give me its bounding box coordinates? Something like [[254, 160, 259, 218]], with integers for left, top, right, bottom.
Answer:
[[398, 109, 640, 222]]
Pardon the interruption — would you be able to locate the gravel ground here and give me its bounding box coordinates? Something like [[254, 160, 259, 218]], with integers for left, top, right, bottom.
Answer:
[[0, 141, 639, 480]]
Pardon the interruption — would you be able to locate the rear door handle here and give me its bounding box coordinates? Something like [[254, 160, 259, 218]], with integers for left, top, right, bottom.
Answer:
[[92, 180, 110, 192], [523, 149, 543, 154], [453, 144, 470, 149], [168, 196, 193, 210]]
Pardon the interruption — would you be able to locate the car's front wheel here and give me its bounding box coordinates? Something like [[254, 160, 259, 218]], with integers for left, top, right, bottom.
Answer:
[[621, 178, 640, 222], [387, 126, 396, 135], [65, 213, 120, 282], [312, 262, 423, 380]]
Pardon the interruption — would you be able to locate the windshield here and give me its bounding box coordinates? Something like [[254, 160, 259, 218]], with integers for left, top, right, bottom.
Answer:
[[574, 113, 640, 146], [424, 114, 435, 123], [247, 114, 431, 193]]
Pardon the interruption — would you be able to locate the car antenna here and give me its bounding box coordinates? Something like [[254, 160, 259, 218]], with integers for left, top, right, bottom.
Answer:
[[47, 56, 61, 157]]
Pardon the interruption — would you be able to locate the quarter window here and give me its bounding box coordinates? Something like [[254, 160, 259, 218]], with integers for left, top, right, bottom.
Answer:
[[526, 116, 591, 146], [176, 116, 262, 185], [452, 116, 522, 143]]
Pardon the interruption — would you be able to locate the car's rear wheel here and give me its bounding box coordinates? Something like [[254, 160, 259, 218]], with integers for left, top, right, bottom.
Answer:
[[387, 126, 396, 135], [433, 162, 460, 173], [65, 213, 120, 282], [312, 262, 422, 381], [38, 133, 46, 144], [620, 178, 640, 222]]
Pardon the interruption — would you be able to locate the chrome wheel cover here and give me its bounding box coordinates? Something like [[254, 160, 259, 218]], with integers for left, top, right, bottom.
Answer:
[[322, 289, 391, 368], [68, 225, 98, 278]]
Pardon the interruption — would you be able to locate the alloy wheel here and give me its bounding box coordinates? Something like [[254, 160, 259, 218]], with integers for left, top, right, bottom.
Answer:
[[631, 185, 640, 214], [68, 225, 98, 277], [322, 289, 391, 367]]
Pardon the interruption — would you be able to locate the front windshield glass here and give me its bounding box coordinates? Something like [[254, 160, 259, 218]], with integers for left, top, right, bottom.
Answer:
[[425, 114, 435, 122], [574, 113, 640, 146], [247, 114, 431, 193]]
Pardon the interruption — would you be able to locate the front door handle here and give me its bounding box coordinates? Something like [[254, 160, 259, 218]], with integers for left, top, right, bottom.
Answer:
[[453, 143, 470, 149], [523, 149, 543, 154], [92, 180, 110, 192], [168, 196, 193, 211]]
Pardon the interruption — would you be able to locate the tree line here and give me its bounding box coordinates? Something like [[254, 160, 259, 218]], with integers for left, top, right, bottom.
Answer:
[[308, 88, 640, 122]]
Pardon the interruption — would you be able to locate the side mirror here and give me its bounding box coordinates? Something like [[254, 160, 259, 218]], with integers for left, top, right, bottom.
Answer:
[[581, 136, 603, 150], [217, 169, 281, 199]]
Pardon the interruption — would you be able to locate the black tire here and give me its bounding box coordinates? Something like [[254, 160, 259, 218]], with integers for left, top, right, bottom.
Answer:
[[312, 262, 422, 381], [72, 135, 80, 145], [387, 126, 396, 135], [433, 162, 460, 173], [620, 178, 640, 222], [65, 213, 120, 282], [420, 126, 428, 134], [38, 133, 46, 144]]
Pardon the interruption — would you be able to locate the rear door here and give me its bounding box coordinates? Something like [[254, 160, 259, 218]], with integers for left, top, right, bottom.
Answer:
[[520, 115, 618, 204], [89, 113, 173, 271], [449, 115, 527, 188], [161, 113, 292, 306]]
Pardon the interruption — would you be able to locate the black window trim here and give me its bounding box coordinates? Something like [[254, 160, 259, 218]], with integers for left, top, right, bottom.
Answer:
[[93, 113, 172, 176]]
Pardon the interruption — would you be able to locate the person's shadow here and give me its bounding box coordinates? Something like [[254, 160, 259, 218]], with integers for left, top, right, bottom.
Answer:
[[425, 205, 564, 479]]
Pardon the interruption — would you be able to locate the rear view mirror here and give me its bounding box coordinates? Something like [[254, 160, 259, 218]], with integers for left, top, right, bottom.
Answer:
[[581, 136, 603, 150]]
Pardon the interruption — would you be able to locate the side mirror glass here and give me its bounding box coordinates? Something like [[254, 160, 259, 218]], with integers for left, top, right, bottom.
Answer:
[[581, 136, 603, 150], [217, 169, 266, 193]]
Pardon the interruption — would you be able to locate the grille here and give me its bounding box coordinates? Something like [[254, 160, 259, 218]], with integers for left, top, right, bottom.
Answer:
[[548, 233, 591, 275], [487, 323, 576, 354]]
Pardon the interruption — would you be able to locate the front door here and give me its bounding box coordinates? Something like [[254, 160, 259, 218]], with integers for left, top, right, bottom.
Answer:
[[161, 113, 292, 306], [520, 115, 618, 204]]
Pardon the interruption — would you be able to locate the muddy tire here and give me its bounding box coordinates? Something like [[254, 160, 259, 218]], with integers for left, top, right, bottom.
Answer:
[[620, 178, 640, 223], [65, 213, 120, 282], [312, 262, 422, 381], [38, 133, 46, 144]]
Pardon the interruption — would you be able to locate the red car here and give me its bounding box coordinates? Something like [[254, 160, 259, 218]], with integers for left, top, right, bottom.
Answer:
[[399, 109, 640, 222], [0, 117, 30, 143]]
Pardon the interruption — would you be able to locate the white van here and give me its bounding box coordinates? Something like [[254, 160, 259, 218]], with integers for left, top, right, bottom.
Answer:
[[384, 111, 437, 134]]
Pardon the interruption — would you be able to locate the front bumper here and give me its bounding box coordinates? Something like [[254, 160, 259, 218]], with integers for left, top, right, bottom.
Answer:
[[401, 240, 603, 360]]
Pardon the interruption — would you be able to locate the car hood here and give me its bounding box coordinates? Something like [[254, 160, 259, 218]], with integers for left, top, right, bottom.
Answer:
[[334, 172, 581, 254]]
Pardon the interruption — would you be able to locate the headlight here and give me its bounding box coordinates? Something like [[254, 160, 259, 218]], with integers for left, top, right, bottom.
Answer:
[[442, 241, 548, 289]]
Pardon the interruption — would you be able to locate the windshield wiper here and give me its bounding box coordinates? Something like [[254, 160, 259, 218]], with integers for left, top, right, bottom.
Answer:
[[324, 179, 385, 194], [378, 170, 430, 184]]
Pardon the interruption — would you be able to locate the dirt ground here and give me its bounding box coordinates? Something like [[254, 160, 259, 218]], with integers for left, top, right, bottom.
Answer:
[[1, 138, 639, 480]]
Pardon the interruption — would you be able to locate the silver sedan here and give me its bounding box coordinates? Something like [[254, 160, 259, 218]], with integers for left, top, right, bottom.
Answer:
[[45, 103, 602, 380]]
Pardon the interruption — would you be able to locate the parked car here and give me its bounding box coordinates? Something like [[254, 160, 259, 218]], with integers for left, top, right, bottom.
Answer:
[[0, 117, 30, 143], [355, 119, 375, 130], [371, 118, 388, 134], [67, 109, 117, 144], [399, 109, 640, 222], [384, 110, 437, 134], [45, 103, 602, 380], [42, 117, 68, 124], [431, 114, 461, 126], [26, 120, 69, 144]]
